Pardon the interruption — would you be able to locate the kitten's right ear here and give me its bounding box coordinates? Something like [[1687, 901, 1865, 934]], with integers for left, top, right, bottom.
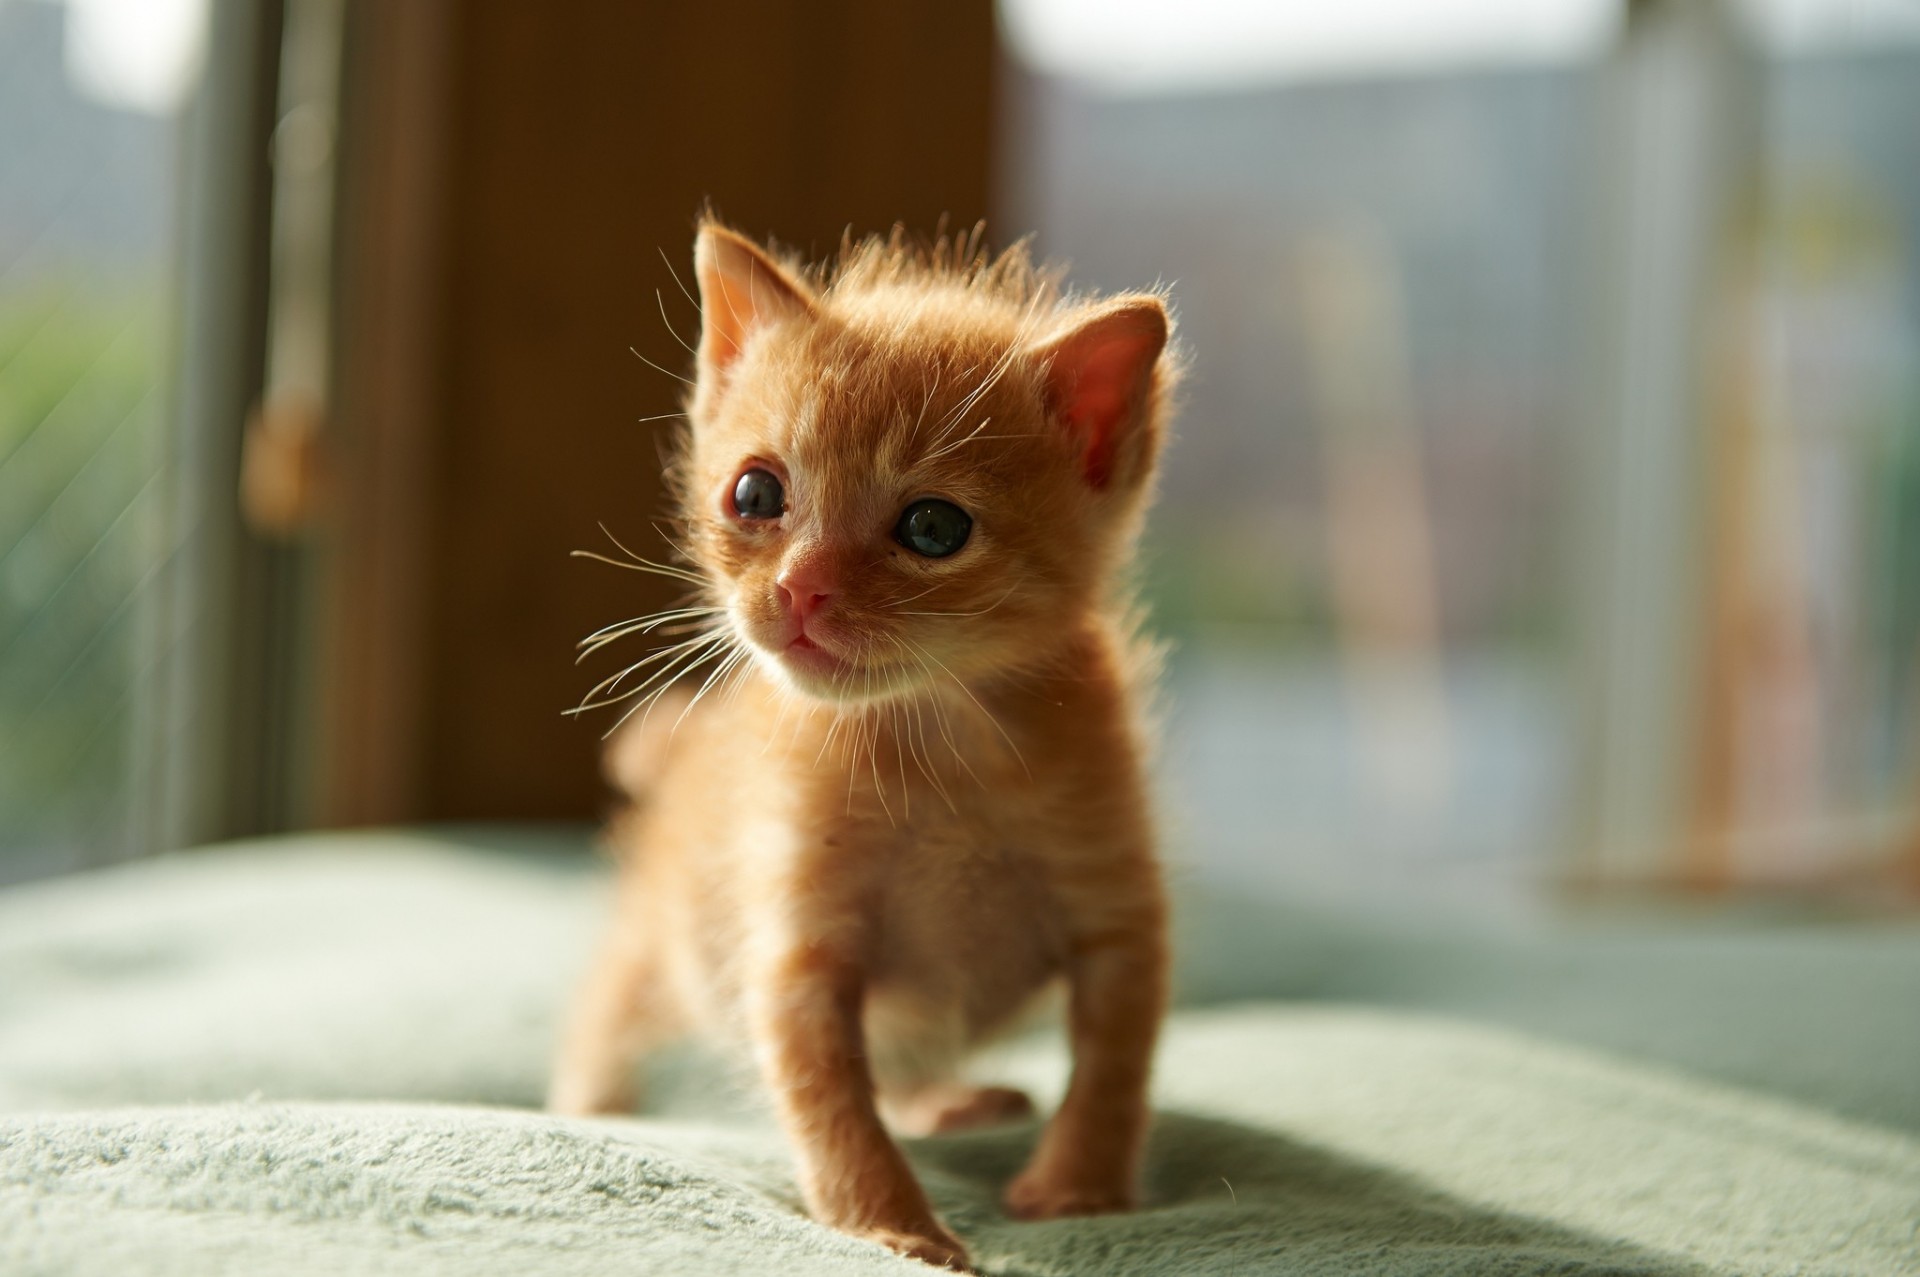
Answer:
[[694, 225, 815, 385], [1030, 296, 1170, 492]]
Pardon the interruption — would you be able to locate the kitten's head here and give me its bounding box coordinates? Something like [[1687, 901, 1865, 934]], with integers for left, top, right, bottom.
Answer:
[[675, 221, 1174, 705]]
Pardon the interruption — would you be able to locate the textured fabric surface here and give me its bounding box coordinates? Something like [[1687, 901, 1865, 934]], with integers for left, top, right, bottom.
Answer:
[[2, 830, 1917, 1276]]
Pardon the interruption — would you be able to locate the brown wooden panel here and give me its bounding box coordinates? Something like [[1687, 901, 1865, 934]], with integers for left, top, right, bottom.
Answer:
[[348, 1, 996, 821], [320, 0, 451, 828]]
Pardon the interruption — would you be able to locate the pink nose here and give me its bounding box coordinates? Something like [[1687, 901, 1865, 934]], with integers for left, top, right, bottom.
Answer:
[[776, 562, 835, 625]]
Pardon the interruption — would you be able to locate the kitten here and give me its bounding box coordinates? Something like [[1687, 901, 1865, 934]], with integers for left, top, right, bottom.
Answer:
[[549, 220, 1176, 1272]]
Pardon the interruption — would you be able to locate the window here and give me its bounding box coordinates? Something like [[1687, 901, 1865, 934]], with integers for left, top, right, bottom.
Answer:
[[1001, 0, 1920, 906], [0, 0, 209, 883]]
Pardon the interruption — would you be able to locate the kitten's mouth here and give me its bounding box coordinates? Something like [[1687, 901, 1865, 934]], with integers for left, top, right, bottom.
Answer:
[[780, 633, 855, 680]]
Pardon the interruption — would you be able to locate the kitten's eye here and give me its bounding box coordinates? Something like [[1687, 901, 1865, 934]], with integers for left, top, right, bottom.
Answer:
[[895, 498, 972, 558], [732, 468, 784, 520]]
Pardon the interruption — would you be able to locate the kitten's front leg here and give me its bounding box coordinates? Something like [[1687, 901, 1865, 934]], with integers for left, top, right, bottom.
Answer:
[[548, 936, 671, 1116], [1005, 925, 1168, 1220], [749, 942, 971, 1272]]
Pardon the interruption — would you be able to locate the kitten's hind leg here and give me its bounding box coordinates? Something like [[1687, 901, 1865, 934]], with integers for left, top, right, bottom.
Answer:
[[882, 1084, 1035, 1137], [547, 939, 676, 1115]]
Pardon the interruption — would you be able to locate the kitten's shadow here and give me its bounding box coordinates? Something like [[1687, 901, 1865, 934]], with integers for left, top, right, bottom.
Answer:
[[906, 1109, 1705, 1276]]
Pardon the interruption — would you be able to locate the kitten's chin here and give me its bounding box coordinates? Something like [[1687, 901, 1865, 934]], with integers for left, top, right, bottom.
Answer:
[[752, 640, 916, 706]]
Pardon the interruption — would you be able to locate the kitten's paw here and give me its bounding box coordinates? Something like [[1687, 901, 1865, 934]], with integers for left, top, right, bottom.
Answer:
[[930, 1085, 1034, 1135], [858, 1224, 973, 1272], [544, 1073, 635, 1117], [1002, 1166, 1136, 1221], [889, 1084, 1036, 1136]]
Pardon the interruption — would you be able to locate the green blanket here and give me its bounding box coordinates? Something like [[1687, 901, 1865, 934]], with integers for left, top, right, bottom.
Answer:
[[2, 831, 1916, 1275]]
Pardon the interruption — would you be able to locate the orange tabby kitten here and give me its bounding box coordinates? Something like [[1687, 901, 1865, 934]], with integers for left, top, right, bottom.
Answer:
[[549, 220, 1176, 1271]]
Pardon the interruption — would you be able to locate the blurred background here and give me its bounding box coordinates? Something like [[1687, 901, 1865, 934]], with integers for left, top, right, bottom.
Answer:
[[2, 0, 1917, 921]]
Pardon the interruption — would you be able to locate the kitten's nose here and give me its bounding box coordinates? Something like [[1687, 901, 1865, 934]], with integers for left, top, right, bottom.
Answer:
[[775, 563, 835, 626]]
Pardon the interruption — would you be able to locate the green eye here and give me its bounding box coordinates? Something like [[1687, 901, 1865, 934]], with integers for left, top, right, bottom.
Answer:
[[895, 499, 972, 558]]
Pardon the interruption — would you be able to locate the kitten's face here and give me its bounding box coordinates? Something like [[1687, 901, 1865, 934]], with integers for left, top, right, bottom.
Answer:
[[689, 324, 1087, 703], [681, 228, 1169, 706]]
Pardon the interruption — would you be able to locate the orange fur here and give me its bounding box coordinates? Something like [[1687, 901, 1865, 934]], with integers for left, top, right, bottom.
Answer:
[[549, 220, 1178, 1272]]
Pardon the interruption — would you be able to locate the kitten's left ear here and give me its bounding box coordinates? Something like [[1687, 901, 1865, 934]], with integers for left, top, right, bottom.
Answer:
[[694, 225, 816, 386], [1030, 296, 1170, 491]]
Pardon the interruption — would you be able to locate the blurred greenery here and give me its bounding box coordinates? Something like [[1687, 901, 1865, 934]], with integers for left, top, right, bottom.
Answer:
[[1139, 525, 1334, 651], [1867, 393, 1920, 788], [0, 277, 169, 869]]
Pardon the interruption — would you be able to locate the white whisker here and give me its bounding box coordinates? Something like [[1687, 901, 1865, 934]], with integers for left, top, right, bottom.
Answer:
[[923, 415, 993, 463], [576, 607, 724, 659], [673, 643, 749, 734], [583, 523, 706, 585], [569, 549, 702, 583], [879, 581, 944, 611], [596, 638, 733, 739], [904, 635, 1029, 780], [905, 369, 941, 449], [567, 630, 729, 714], [657, 288, 697, 356], [894, 587, 1017, 619], [631, 346, 694, 387], [658, 245, 701, 315]]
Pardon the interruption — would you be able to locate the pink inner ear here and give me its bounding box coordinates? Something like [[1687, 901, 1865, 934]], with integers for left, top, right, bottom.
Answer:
[[695, 231, 813, 383], [1041, 305, 1166, 489], [699, 262, 777, 379]]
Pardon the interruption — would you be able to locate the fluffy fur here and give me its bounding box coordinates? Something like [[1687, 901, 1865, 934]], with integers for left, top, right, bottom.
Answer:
[[549, 220, 1178, 1272]]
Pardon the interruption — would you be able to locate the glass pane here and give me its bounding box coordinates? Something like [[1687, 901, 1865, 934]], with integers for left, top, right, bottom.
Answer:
[[0, 0, 208, 883]]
